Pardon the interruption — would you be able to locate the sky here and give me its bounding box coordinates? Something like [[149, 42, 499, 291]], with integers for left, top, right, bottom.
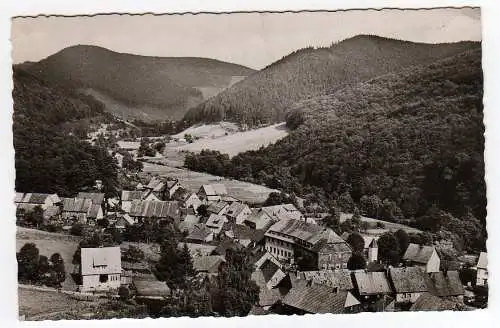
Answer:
[[11, 7, 481, 70]]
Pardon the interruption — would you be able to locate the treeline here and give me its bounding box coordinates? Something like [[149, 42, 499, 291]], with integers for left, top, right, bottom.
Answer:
[[13, 67, 119, 196], [183, 35, 479, 127], [184, 49, 486, 252], [17, 242, 66, 287]]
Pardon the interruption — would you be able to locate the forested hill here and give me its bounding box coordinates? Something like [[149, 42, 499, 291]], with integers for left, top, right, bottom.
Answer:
[[183, 35, 480, 127], [13, 67, 119, 196], [186, 49, 485, 249], [21, 45, 255, 121]]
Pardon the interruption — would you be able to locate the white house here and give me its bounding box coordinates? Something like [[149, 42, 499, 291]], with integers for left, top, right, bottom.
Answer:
[[402, 244, 440, 273], [80, 247, 122, 293], [363, 236, 378, 263], [476, 252, 488, 286], [198, 184, 228, 203]]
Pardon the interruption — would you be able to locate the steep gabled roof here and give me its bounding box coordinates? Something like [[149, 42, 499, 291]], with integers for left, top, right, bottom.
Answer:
[[477, 252, 487, 270], [187, 223, 213, 242], [389, 267, 428, 293], [207, 201, 229, 214], [129, 200, 180, 219], [282, 284, 360, 314], [410, 292, 461, 312], [206, 214, 227, 231], [354, 271, 392, 295], [121, 190, 147, 202], [225, 202, 249, 218], [81, 247, 121, 275], [62, 197, 93, 213], [192, 255, 225, 273], [77, 192, 105, 205], [87, 204, 102, 219], [403, 244, 436, 264], [425, 271, 464, 297], [18, 193, 57, 204], [200, 184, 228, 196]]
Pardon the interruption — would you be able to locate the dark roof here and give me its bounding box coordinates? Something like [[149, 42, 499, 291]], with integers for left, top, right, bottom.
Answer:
[[225, 202, 249, 218], [231, 224, 266, 243], [87, 204, 102, 219], [129, 200, 180, 219], [251, 270, 282, 307], [354, 271, 392, 295], [213, 238, 243, 256], [172, 187, 191, 202], [301, 270, 354, 290], [17, 193, 53, 204], [121, 190, 147, 202], [389, 267, 428, 293], [403, 244, 436, 264], [207, 201, 229, 214], [77, 192, 105, 205], [187, 224, 213, 242], [425, 271, 464, 297], [282, 284, 359, 314], [266, 219, 345, 249], [410, 292, 461, 312], [62, 197, 93, 213], [192, 255, 225, 273]]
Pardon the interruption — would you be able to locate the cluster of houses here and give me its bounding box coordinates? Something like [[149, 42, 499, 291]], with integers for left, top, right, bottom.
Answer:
[[15, 176, 489, 314]]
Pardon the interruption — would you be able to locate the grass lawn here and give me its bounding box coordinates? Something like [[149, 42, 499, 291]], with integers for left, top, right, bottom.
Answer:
[[18, 288, 97, 319]]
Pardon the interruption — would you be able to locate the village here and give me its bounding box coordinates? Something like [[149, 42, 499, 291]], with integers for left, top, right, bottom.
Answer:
[[15, 164, 489, 318]]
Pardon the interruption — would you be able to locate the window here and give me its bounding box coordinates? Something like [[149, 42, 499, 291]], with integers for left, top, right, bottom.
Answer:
[[99, 274, 109, 283], [335, 264, 340, 269]]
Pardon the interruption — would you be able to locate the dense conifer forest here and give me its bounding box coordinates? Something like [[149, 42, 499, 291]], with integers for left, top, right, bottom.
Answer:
[[13, 67, 119, 196], [183, 35, 479, 127], [185, 49, 486, 252]]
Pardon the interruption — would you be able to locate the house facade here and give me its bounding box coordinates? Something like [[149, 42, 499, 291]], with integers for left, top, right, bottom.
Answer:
[[264, 219, 352, 270], [476, 252, 488, 286], [225, 202, 252, 224], [402, 244, 440, 273], [80, 247, 122, 292], [198, 184, 228, 203]]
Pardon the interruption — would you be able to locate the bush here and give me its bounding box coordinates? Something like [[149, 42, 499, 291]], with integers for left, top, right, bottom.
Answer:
[[70, 223, 85, 236], [119, 286, 131, 301]]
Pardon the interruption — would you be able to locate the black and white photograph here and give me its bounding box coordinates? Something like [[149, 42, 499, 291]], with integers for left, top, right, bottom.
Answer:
[[10, 6, 488, 321]]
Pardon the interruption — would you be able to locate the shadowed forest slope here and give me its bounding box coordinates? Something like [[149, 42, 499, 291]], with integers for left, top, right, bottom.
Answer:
[[183, 35, 480, 127]]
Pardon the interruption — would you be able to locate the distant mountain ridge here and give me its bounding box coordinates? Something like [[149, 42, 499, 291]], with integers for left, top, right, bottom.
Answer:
[[183, 35, 481, 127], [20, 45, 255, 121]]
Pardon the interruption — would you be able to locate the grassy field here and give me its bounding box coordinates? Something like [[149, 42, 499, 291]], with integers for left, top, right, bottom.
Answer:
[[16, 227, 81, 290], [339, 213, 422, 236], [18, 288, 98, 320], [142, 162, 278, 204], [171, 122, 288, 157]]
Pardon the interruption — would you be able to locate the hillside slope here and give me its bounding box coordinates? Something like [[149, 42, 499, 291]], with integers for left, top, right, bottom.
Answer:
[[21, 45, 255, 121], [186, 49, 485, 234], [183, 35, 480, 127], [13, 67, 119, 195]]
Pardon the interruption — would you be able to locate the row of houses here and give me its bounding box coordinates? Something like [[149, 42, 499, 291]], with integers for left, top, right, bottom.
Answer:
[[15, 191, 107, 227], [250, 249, 471, 315]]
